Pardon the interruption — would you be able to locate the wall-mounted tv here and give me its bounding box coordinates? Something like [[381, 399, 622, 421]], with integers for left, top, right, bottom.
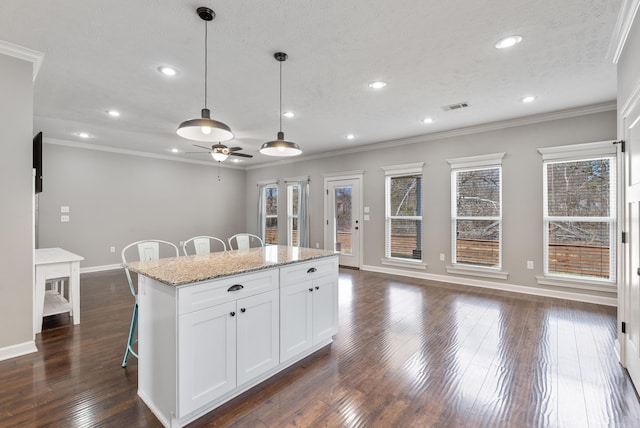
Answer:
[[33, 131, 42, 194]]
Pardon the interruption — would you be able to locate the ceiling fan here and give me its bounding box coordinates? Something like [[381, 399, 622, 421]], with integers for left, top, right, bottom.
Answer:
[[190, 143, 253, 162]]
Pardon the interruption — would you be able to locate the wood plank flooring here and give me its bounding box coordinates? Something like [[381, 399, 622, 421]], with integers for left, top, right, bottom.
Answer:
[[1, 268, 639, 427]]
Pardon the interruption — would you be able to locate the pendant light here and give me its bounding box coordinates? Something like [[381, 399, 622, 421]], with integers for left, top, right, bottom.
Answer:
[[260, 52, 302, 156], [176, 7, 233, 142]]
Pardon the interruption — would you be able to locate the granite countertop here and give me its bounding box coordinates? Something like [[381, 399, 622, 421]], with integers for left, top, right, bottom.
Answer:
[[124, 245, 337, 286]]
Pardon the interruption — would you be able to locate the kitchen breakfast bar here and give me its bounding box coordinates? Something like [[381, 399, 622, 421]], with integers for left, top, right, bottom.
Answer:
[[125, 245, 339, 428]]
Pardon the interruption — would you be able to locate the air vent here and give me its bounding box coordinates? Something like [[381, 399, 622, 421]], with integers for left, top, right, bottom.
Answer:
[[441, 102, 470, 111]]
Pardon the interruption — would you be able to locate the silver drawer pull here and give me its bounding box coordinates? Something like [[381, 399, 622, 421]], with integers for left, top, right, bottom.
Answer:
[[227, 284, 244, 292], [307, 267, 317, 273]]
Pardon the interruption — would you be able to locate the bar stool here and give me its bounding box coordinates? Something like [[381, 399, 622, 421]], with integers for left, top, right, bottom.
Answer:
[[182, 236, 227, 255], [228, 233, 264, 250], [121, 239, 179, 367]]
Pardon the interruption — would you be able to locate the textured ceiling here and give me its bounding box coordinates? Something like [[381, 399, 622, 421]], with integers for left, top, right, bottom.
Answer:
[[0, 0, 621, 167]]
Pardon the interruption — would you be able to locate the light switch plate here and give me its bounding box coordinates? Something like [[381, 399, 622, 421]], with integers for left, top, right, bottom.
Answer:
[[364, 206, 370, 213], [60, 206, 69, 213], [364, 214, 370, 221], [61, 215, 70, 223]]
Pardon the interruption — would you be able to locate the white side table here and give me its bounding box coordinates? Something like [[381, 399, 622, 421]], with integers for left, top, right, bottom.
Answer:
[[34, 248, 84, 335]]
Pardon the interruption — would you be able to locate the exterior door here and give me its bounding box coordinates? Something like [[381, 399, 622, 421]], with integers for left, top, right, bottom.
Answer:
[[326, 178, 361, 268], [625, 99, 640, 387]]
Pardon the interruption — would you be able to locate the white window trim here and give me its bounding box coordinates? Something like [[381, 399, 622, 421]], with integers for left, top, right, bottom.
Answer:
[[287, 183, 299, 246], [538, 141, 617, 284], [263, 184, 278, 245], [383, 162, 424, 262], [448, 153, 506, 276]]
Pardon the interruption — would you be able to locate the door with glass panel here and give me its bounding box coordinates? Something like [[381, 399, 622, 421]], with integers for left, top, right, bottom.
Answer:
[[326, 179, 361, 268], [624, 99, 640, 388]]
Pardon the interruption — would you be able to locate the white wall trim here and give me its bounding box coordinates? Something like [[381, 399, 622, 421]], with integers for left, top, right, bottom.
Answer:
[[447, 152, 506, 169], [537, 140, 618, 160], [381, 257, 427, 270], [245, 102, 616, 171], [361, 264, 617, 307], [43, 137, 244, 170], [446, 265, 509, 280], [0, 40, 44, 81], [381, 162, 424, 175], [283, 176, 309, 183], [607, 0, 640, 64], [80, 264, 121, 274], [0, 341, 37, 361], [535, 275, 617, 293]]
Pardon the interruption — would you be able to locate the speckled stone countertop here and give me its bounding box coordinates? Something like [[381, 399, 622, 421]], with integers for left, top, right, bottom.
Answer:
[[124, 245, 337, 286]]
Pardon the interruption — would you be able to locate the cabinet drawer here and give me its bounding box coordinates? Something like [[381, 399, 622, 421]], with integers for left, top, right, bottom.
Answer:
[[179, 269, 278, 315], [280, 257, 338, 288]]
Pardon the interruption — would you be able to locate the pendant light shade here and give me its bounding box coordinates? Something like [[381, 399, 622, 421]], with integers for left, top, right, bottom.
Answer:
[[177, 7, 233, 142], [260, 52, 302, 157]]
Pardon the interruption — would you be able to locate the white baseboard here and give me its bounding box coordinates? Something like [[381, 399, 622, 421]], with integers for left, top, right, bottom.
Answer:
[[361, 264, 617, 307], [80, 264, 121, 274], [0, 341, 37, 361]]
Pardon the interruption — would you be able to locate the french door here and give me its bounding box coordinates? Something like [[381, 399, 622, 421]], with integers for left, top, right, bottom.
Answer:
[[325, 176, 362, 268]]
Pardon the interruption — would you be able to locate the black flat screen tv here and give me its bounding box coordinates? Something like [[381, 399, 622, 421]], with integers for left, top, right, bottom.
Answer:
[[33, 131, 42, 194]]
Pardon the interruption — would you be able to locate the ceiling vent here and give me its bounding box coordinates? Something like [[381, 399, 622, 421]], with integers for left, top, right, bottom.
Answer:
[[441, 102, 470, 111]]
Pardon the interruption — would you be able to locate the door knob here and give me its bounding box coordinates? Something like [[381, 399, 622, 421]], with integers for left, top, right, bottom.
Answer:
[[230, 311, 236, 317]]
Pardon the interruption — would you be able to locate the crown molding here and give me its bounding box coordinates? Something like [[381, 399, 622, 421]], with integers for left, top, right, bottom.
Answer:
[[43, 137, 244, 170], [0, 40, 44, 81], [246, 102, 616, 171], [607, 0, 640, 64]]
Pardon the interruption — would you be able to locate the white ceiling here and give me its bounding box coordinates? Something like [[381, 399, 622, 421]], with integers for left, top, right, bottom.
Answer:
[[0, 0, 621, 167]]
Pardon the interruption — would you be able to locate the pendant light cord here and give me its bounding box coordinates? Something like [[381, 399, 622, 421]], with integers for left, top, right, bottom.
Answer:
[[204, 20, 208, 109], [279, 59, 283, 132]]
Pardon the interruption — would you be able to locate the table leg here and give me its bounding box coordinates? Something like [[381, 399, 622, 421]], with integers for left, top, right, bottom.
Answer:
[[34, 268, 46, 335], [69, 261, 81, 325]]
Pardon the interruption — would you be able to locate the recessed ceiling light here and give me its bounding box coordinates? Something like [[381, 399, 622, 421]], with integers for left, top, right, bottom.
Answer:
[[282, 111, 295, 118], [522, 95, 536, 103], [368, 81, 387, 89], [158, 66, 177, 76], [76, 132, 90, 139], [495, 35, 523, 49], [232, 158, 240, 163], [171, 148, 180, 153], [422, 117, 434, 124], [107, 110, 120, 117], [346, 134, 356, 140]]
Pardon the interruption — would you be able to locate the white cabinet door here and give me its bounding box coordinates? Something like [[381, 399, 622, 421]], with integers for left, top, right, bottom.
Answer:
[[178, 301, 236, 417], [311, 275, 338, 344], [280, 281, 313, 362], [237, 289, 279, 386]]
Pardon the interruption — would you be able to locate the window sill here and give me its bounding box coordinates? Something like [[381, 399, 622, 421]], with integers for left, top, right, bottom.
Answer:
[[446, 265, 509, 280], [381, 258, 427, 270], [535, 275, 617, 293]]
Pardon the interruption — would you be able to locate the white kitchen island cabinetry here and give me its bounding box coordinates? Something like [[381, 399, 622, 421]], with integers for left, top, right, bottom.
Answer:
[[279, 257, 339, 363], [127, 246, 337, 428]]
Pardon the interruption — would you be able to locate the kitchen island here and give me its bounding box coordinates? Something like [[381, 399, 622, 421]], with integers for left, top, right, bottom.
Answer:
[[125, 245, 338, 428]]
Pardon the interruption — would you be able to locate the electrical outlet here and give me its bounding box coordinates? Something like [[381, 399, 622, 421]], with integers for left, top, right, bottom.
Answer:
[[179, 241, 185, 247], [527, 261, 534, 269], [61, 215, 69, 223], [110, 246, 116, 253], [316, 242, 320, 248], [440, 253, 445, 261]]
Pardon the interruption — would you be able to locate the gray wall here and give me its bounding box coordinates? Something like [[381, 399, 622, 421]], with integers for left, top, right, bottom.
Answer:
[[245, 110, 616, 298], [0, 54, 34, 348], [39, 144, 247, 267]]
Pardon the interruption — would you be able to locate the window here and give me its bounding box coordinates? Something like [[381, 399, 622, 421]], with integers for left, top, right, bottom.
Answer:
[[287, 184, 299, 246], [383, 163, 424, 262], [264, 185, 278, 244], [447, 153, 505, 278], [540, 142, 617, 282]]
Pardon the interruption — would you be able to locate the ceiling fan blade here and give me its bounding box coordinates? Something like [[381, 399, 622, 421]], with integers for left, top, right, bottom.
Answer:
[[230, 152, 253, 158], [184, 151, 209, 154], [192, 144, 212, 150], [227, 147, 243, 151]]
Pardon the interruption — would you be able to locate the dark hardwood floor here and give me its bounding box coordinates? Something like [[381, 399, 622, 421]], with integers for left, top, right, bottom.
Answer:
[[1, 268, 639, 427]]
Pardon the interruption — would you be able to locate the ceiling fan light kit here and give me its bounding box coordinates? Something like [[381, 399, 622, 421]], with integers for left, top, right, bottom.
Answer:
[[260, 52, 302, 157], [176, 7, 234, 143]]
